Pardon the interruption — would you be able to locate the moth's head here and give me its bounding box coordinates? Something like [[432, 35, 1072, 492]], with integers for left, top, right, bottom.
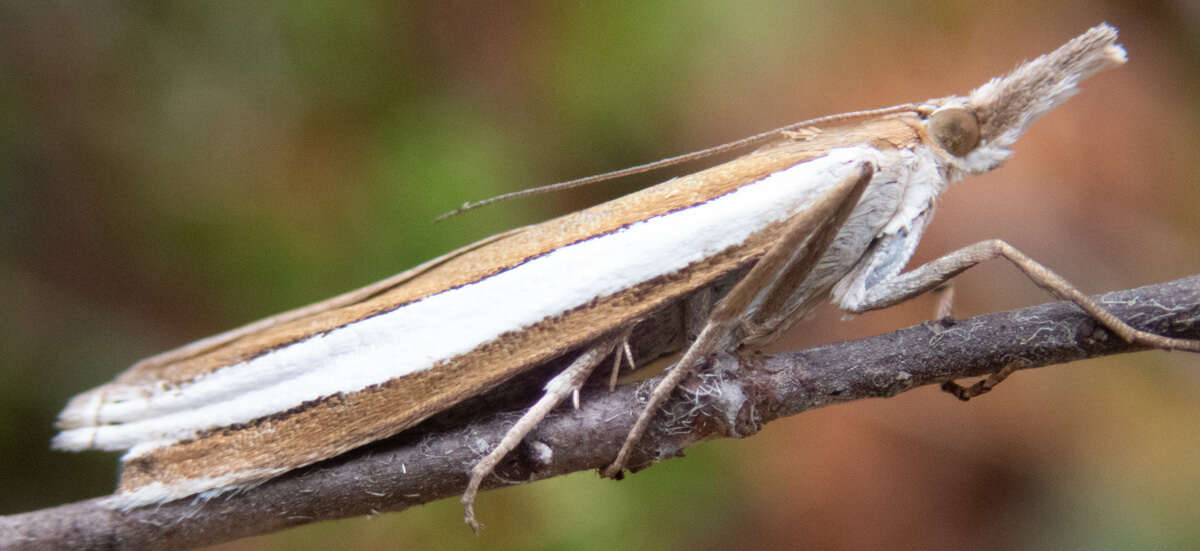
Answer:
[[921, 23, 1126, 174]]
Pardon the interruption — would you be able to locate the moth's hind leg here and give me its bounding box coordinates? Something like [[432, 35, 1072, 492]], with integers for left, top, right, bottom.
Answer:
[[843, 239, 1200, 398], [931, 282, 955, 322], [462, 332, 628, 533]]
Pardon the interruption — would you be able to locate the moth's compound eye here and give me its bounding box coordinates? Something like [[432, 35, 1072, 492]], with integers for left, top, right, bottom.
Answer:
[[927, 107, 981, 157]]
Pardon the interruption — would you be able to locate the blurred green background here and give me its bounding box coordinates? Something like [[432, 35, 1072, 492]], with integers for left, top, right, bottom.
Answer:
[[3, 2, 1199, 549]]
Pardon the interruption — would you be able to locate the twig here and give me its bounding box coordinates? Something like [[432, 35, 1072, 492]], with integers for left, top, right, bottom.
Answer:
[[3, 275, 1197, 550]]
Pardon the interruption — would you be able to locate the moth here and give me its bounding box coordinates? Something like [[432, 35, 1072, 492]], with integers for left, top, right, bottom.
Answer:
[[52, 24, 1199, 531]]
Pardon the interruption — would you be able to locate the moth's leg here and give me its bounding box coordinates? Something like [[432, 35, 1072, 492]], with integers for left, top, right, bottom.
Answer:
[[843, 239, 1200, 397], [845, 239, 1200, 351], [932, 282, 955, 322], [607, 327, 637, 392], [602, 161, 876, 479], [463, 334, 622, 533], [941, 360, 1026, 401]]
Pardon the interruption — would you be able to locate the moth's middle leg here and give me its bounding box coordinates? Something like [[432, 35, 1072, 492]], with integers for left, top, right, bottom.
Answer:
[[602, 161, 876, 478]]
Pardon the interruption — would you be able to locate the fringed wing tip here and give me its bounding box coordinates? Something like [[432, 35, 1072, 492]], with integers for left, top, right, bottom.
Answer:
[[103, 470, 278, 511]]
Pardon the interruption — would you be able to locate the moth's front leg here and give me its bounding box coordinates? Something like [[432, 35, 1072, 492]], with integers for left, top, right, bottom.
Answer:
[[841, 239, 1200, 395], [941, 359, 1028, 401]]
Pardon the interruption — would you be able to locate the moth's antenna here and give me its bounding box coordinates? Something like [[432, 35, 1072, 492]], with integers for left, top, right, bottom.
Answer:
[[435, 103, 925, 221]]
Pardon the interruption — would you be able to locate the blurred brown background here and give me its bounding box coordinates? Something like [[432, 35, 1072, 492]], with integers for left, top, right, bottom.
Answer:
[[2, 2, 1199, 550]]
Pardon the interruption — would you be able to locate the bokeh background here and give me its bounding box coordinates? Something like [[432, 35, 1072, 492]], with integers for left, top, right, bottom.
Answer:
[[3, 2, 1199, 550]]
